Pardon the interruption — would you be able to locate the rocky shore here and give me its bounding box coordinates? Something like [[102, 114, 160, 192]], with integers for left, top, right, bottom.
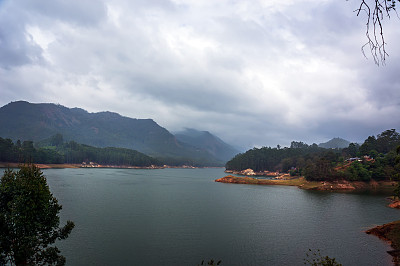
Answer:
[[389, 200, 400, 209], [215, 175, 396, 192], [215, 175, 307, 186], [366, 220, 400, 266]]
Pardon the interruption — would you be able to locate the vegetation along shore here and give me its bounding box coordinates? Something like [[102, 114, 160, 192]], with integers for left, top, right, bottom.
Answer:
[[215, 175, 397, 192]]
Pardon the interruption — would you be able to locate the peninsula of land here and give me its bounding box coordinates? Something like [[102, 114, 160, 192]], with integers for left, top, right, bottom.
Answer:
[[215, 175, 397, 192]]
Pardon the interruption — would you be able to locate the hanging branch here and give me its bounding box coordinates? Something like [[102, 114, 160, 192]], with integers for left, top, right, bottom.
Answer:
[[355, 0, 398, 65]]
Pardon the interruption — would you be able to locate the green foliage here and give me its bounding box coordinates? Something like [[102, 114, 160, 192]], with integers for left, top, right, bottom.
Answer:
[[304, 157, 336, 181], [366, 150, 400, 181], [342, 143, 359, 157], [0, 135, 161, 167], [0, 137, 63, 164], [393, 182, 400, 199], [226, 144, 325, 173], [226, 129, 400, 182], [50, 134, 64, 147], [345, 161, 371, 181], [0, 164, 74, 265], [304, 249, 342, 266], [60, 141, 161, 166], [0, 101, 229, 166], [360, 129, 400, 156], [1, 133, 226, 167]]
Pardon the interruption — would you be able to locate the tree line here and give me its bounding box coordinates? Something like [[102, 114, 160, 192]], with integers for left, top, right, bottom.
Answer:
[[226, 129, 400, 182], [0, 134, 161, 167]]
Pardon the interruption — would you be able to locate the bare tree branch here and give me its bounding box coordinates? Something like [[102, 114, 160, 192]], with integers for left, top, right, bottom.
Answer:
[[354, 0, 398, 65]]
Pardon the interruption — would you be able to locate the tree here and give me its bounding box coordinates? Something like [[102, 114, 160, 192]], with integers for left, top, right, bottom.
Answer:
[[50, 134, 64, 147], [291, 141, 309, 149], [376, 129, 400, 153], [304, 249, 342, 266], [0, 164, 75, 265], [393, 182, 400, 199], [342, 143, 359, 157], [355, 0, 400, 65], [346, 161, 372, 181], [359, 135, 377, 155]]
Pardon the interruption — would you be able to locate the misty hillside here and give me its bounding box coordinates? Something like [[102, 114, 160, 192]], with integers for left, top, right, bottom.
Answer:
[[174, 128, 239, 162], [318, 137, 351, 149], [0, 101, 224, 166]]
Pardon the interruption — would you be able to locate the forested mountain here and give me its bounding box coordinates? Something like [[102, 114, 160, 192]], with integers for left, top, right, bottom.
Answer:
[[226, 129, 400, 182], [0, 135, 160, 167], [0, 101, 224, 166], [318, 137, 351, 149], [174, 128, 239, 162]]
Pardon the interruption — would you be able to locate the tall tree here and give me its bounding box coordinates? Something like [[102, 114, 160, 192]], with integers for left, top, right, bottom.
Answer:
[[0, 165, 74, 265]]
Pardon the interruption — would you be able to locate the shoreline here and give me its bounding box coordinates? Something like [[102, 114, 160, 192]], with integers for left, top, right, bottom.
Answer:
[[0, 162, 164, 169], [0, 162, 81, 169], [215, 175, 397, 192], [366, 220, 400, 266], [0, 162, 225, 170], [215, 175, 310, 187]]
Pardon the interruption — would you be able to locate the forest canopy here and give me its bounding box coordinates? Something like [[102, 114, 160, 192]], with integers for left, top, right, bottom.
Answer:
[[0, 134, 161, 167], [226, 129, 400, 182]]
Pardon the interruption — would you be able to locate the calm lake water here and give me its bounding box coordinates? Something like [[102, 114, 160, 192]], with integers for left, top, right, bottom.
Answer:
[[36, 168, 400, 265]]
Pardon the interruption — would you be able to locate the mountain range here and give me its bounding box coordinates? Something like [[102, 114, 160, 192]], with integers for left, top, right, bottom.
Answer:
[[0, 101, 239, 166], [174, 128, 240, 162]]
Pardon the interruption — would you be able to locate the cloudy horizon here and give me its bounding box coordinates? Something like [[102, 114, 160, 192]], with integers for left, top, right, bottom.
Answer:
[[1, 0, 399, 149]]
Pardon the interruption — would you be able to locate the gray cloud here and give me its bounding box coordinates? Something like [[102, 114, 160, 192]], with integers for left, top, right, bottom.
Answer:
[[0, 0, 399, 149]]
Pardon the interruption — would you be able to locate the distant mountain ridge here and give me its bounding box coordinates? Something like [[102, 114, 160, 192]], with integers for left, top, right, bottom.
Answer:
[[318, 137, 351, 149], [174, 128, 239, 162], [0, 101, 235, 166]]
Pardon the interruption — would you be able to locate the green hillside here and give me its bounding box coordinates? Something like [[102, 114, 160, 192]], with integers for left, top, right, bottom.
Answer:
[[0, 101, 224, 166], [0, 135, 160, 167]]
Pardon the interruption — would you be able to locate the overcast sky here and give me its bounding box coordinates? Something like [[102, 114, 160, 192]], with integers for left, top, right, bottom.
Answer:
[[1, 0, 399, 149]]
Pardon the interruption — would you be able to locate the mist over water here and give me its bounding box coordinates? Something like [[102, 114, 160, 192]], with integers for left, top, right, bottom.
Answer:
[[41, 168, 398, 265]]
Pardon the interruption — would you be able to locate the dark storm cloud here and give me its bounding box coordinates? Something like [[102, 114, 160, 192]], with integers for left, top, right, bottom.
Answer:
[[0, 0, 399, 148], [0, 3, 42, 67]]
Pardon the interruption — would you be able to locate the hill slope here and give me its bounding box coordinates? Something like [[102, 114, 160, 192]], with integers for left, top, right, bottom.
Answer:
[[318, 137, 350, 149], [0, 101, 222, 166], [174, 128, 239, 162]]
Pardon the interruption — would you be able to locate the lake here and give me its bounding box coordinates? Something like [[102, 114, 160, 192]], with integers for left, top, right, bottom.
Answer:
[[38, 168, 399, 265]]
